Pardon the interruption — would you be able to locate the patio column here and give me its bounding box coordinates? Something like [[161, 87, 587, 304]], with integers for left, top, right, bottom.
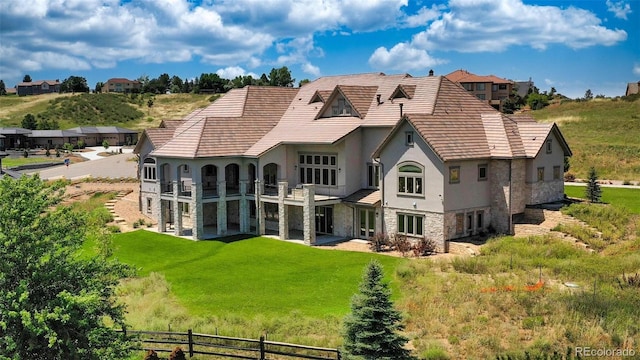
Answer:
[[192, 182, 203, 239], [278, 181, 289, 240], [172, 172, 182, 236], [303, 184, 315, 245], [239, 181, 249, 233], [217, 180, 227, 235], [256, 179, 265, 235]]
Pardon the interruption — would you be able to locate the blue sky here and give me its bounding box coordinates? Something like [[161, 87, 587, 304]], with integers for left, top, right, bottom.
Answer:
[[1, 0, 638, 99]]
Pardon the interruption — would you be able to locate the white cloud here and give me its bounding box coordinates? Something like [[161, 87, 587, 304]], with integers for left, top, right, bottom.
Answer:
[[544, 79, 554, 86], [633, 63, 640, 76], [606, 0, 632, 20], [402, 4, 445, 27], [216, 66, 257, 79], [302, 62, 321, 77], [368, 43, 445, 71], [410, 0, 627, 52]]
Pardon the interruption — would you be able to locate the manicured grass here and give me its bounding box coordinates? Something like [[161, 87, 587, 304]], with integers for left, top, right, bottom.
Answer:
[[565, 184, 640, 213], [1, 156, 63, 168], [532, 98, 640, 180], [110, 230, 406, 318]]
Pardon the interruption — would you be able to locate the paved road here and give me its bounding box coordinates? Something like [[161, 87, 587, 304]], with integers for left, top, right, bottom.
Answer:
[[27, 153, 137, 180]]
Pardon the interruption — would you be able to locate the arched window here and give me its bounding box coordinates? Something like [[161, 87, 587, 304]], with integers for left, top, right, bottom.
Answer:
[[397, 162, 423, 195]]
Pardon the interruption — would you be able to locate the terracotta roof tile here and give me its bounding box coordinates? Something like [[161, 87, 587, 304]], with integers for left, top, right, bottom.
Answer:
[[343, 189, 381, 206]]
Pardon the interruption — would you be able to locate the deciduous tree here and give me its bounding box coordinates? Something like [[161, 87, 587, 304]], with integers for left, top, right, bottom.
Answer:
[[342, 260, 414, 360], [0, 176, 131, 359], [23, 74, 32, 82]]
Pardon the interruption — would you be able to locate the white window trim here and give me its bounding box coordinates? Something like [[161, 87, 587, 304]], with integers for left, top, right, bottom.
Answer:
[[397, 162, 424, 197], [298, 153, 338, 187], [397, 213, 424, 237]]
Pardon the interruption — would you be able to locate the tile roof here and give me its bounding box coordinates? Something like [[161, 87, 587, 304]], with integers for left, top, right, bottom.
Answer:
[[0, 127, 32, 135], [445, 69, 512, 84], [17, 80, 60, 86], [343, 189, 381, 206], [106, 78, 140, 84], [152, 86, 298, 158]]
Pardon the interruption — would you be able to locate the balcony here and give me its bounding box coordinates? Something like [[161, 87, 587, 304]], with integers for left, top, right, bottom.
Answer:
[[160, 181, 173, 194]]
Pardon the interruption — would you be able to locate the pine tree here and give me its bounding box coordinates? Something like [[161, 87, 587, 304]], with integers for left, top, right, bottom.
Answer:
[[342, 260, 414, 360], [585, 167, 602, 203]]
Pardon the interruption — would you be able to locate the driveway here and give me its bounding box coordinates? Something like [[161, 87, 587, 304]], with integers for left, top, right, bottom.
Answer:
[[27, 153, 137, 180]]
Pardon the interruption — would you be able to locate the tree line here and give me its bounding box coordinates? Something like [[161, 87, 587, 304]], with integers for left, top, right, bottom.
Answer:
[[0, 66, 303, 97]]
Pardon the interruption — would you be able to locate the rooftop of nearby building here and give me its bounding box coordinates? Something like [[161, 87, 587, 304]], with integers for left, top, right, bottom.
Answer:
[[445, 69, 512, 85]]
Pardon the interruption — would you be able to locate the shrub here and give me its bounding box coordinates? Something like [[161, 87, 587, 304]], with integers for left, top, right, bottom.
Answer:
[[412, 237, 437, 257], [391, 233, 412, 256], [107, 225, 121, 233], [623, 179, 632, 185], [368, 232, 390, 252], [102, 140, 110, 149], [619, 272, 640, 289], [45, 148, 51, 157], [169, 347, 186, 360], [23, 150, 28, 158], [564, 172, 576, 182], [144, 350, 160, 360]]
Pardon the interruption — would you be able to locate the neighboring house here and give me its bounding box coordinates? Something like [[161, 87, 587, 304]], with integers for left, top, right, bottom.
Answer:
[[101, 78, 141, 93], [515, 78, 535, 98], [135, 73, 571, 251], [626, 81, 640, 96], [28, 130, 85, 148], [0, 128, 31, 149], [16, 80, 61, 96], [0, 126, 137, 149], [67, 126, 138, 146], [445, 70, 513, 111]]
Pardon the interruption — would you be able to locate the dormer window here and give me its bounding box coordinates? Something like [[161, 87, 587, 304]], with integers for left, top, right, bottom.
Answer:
[[331, 98, 352, 116]]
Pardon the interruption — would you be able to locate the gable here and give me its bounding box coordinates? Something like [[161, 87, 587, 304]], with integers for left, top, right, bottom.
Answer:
[[315, 85, 378, 119], [389, 84, 416, 100]]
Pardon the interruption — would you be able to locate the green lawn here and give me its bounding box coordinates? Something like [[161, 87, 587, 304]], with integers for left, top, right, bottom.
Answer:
[[1, 156, 62, 168], [108, 231, 406, 318], [565, 184, 640, 213]]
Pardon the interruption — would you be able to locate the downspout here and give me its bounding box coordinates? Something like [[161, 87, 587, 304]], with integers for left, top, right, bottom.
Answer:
[[255, 157, 260, 235], [508, 159, 513, 234], [373, 157, 384, 234]]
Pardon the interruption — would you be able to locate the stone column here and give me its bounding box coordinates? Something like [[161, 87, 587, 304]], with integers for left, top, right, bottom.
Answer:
[[278, 181, 289, 240], [217, 180, 227, 235], [172, 178, 182, 236], [256, 180, 265, 235], [239, 181, 248, 233], [303, 184, 315, 245], [156, 197, 165, 233], [192, 183, 203, 239]]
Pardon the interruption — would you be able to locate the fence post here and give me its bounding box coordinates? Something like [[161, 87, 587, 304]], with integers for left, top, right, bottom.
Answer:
[[188, 329, 194, 358], [259, 335, 265, 360], [337, 348, 341, 360]]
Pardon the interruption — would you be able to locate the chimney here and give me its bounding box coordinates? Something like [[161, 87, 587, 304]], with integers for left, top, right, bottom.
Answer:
[[399, 103, 403, 117], [428, 69, 434, 76]]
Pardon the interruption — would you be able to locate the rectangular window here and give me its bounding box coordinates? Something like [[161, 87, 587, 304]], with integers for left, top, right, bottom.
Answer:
[[367, 164, 380, 188], [553, 166, 561, 180], [463, 83, 472, 91], [492, 84, 498, 91], [537, 167, 545, 182], [477, 212, 483, 229], [467, 214, 473, 231], [397, 214, 424, 236], [146, 198, 152, 213], [449, 166, 460, 184], [476, 83, 486, 91], [398, 163, 423, 196], [405, 131, 414, 146], [499, 84, 507, 90], [478, 164, 488, 181], [299, 153, 338, 186], [143, 165, 157, 180], [181, 202, 189, 215], [546, 139, 553, 153], [477, 94, 486, 100]]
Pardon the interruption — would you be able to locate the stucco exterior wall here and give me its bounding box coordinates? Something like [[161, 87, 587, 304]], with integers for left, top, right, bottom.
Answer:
[[443, 159, 491, 211], [379, 121, 445, 213]]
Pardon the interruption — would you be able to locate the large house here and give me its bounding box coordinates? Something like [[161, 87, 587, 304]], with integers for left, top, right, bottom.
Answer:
[[101, 78, 142, 93], [445, 70, 514, 111], [0, 126, 137, 150], [16, 80, 61, 96], [135, 73, 571, 251], [626, 81, 640, 96]]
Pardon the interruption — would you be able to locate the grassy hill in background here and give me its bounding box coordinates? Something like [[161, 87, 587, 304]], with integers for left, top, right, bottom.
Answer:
[[530, 97, 640, 181], [0, 92, 212, 130]]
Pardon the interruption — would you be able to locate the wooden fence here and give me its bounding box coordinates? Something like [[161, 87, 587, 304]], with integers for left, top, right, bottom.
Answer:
[[119, 329, 342, 360]]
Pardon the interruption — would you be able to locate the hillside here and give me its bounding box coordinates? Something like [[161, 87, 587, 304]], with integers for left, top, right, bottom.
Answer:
[[529, 97, 640, 181], [0, 92, 213, 130]]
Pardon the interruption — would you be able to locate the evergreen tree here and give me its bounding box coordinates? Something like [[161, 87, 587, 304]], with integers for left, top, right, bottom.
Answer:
[[21, 113, 37, 129], [585, 167, 602, 203], [23, 74, 32, 82], [0, 79, 6, 95], [342, 260, 414, 360]]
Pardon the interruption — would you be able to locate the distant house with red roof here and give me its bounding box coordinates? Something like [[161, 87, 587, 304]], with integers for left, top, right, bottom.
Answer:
[[445, 70, 513, 111], [626, 81, 640, 97], [102, 78, 141, 93], [16, 80, 61, 96]]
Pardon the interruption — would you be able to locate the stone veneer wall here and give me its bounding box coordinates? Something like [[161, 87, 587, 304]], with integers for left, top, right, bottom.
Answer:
[[383, 206, 446, 252], [332, 203, 354, 238], [527, 180, 564, 204], [443, 207, 491, 240], [141, 191, 159, 220], [510, 159, 527, 214], [489, 160, 511, 234]]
